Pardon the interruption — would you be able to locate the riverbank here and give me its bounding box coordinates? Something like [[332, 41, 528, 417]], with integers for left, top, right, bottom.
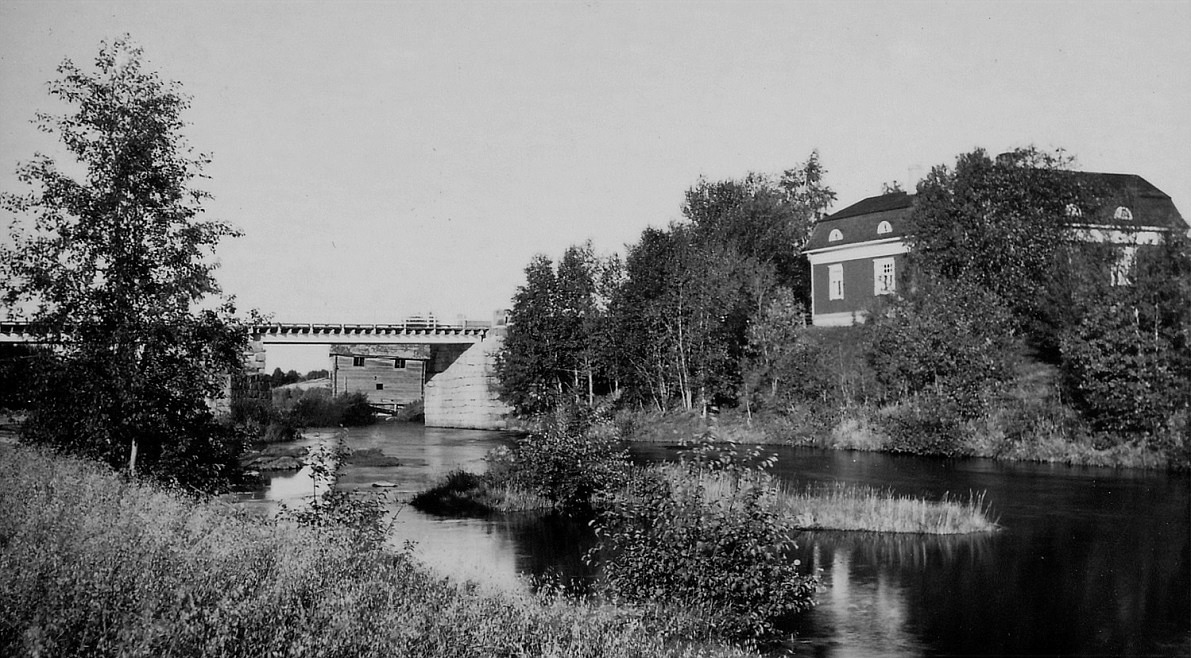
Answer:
[[0, 444, 755, 658], [614, 408, 1184, 471]]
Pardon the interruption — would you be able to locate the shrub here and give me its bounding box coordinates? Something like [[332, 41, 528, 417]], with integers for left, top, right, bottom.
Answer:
[[590, 436, 818, 640], [279, 439, 390, 549], [494, 404, 630, 511], [280, 389, 375, 427]]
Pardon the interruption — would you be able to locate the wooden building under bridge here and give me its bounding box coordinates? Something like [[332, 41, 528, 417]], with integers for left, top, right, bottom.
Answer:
[[329, 342, 473, 413]]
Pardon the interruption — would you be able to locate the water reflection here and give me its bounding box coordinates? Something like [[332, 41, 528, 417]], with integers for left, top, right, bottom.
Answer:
[[235, 427, 1190, 656]]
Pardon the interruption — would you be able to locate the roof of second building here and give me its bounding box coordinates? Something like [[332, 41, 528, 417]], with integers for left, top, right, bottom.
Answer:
[[804, 172, 1187, 254], [1069, 172, 1187, 231]]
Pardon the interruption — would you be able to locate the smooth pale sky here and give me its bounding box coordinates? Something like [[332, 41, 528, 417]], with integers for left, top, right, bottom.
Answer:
[[3, 0, 1190, 328]]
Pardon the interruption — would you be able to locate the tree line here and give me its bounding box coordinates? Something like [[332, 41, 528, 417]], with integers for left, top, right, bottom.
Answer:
[[496, 155, 836, 417], [498, 147, 1191, 461]]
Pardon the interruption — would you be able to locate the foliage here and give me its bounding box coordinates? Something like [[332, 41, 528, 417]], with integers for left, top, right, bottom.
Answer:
[[496, 244, 622, 415], [498, 154, 834, 417], [907, 146, 1099, 340], [0, 344, 44, 413], [862, 278, 1021, 456], [742, 289, 833, 412], [607, 156, 834, 414], [866, 278, 1019, 415], [279, 437, 390, 549], [1058, 236, 1191, 440], [490, 403, 630, 511], [274, 387, 375, 427], [590, 436, 818, 640], [269, 367, 304, 387], [0, 37, 245, 490], [0, 444, 755, 658]]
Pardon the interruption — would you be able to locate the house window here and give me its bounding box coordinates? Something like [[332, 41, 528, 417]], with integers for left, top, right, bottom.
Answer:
[[394, 358, 406, 369], [874, 258, 896, 295], [1111, 246, 1136, 286], [375, 383, 384, 391], [828, 229, 843, 242], [1114, 206, 1133, 221], [877, 221, 892, 235], [828, 264, 844, 300], [1065, 203, 1083, 217], [352, 356, 365, 367]]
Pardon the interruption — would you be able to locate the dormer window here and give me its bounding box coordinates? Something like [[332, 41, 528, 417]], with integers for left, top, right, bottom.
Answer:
[[828, 229, 843, 242], [1065, 204, 1083, 217], [876, 221, 892, 235], [1113, 206, 1133, 221]]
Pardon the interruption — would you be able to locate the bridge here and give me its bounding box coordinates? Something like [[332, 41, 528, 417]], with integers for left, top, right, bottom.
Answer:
[[0, 318, 511, 430]]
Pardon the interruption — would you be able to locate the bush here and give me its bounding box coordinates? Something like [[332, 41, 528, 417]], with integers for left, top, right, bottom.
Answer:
[[866, 278, 1019, 418], [278, 388, 375, 427], [590, 436, 818, 640], [492, 404, 629, 511]]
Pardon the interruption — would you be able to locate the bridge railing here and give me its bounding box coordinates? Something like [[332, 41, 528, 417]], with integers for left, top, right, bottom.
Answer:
[[251, 320, 492, 336]]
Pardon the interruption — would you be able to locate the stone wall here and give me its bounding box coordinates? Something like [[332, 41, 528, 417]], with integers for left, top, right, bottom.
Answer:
[[214, 372, 272, 417], [423, 334, 510, 430]]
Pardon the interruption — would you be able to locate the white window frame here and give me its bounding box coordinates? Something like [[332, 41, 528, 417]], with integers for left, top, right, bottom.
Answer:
[[828, 264, 844, 300], [873, 257, 896, 295], [828, 229, 843, 242], [1113, 206, 1133, 222], [877, 221, 892, 235]]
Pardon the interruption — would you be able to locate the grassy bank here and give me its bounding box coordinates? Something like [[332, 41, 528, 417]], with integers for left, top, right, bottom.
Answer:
[[617, 407, 1182, 470], [0, 445, 755, 658]]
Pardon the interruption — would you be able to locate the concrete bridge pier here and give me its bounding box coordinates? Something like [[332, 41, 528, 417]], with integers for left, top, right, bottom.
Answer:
[[423, 333, 508, 430]]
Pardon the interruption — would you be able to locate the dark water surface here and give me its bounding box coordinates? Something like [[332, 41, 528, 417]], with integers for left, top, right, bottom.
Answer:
[[239, 424, 1190, 657]]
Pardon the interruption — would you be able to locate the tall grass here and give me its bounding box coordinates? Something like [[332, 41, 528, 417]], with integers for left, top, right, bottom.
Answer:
[[774, 482, 997, 534], [0, 445, 754, 658], [410, 469, 554, 515], [658, 465, 997, 535]]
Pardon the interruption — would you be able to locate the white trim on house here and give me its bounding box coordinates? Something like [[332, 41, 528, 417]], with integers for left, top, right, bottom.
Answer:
[[806, 237, 909, 265], [811, 311, 866, 327], [1068, 226, 1167, 245]]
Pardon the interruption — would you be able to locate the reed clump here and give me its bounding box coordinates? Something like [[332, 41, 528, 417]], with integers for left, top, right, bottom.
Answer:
[[410, 469, 554, 515], [0, 444, 754, 658], [774, 481, 997, 534]]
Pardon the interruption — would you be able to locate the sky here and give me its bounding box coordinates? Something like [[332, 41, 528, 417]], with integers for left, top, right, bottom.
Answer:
[[3, 0, 1190, 331]]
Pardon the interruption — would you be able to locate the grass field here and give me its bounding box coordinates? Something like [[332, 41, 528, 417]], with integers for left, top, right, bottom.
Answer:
[[0, 444, 754, 658]]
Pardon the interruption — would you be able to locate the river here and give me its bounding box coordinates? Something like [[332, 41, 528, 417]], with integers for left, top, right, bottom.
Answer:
[[235, 422, 1190, 657]]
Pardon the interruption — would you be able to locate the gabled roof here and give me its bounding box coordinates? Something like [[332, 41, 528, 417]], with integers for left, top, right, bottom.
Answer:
[[805, 191, 913, 252]]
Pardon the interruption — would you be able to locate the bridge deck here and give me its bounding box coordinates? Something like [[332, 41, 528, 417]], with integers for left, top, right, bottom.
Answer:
[[0, 321, 491, 344]]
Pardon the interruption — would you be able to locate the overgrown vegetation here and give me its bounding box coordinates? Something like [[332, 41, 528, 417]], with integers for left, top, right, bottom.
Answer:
[[0, 38, 247, 491], [0, 444, 755, 658], [273, 388, 375, 428], [495, 146, 1190, 469], [590, 438, 818, 640]]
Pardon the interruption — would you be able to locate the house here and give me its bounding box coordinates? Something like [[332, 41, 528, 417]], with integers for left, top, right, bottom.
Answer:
[[803, 173, 1187, 327], [804, 190, 914, 327]]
